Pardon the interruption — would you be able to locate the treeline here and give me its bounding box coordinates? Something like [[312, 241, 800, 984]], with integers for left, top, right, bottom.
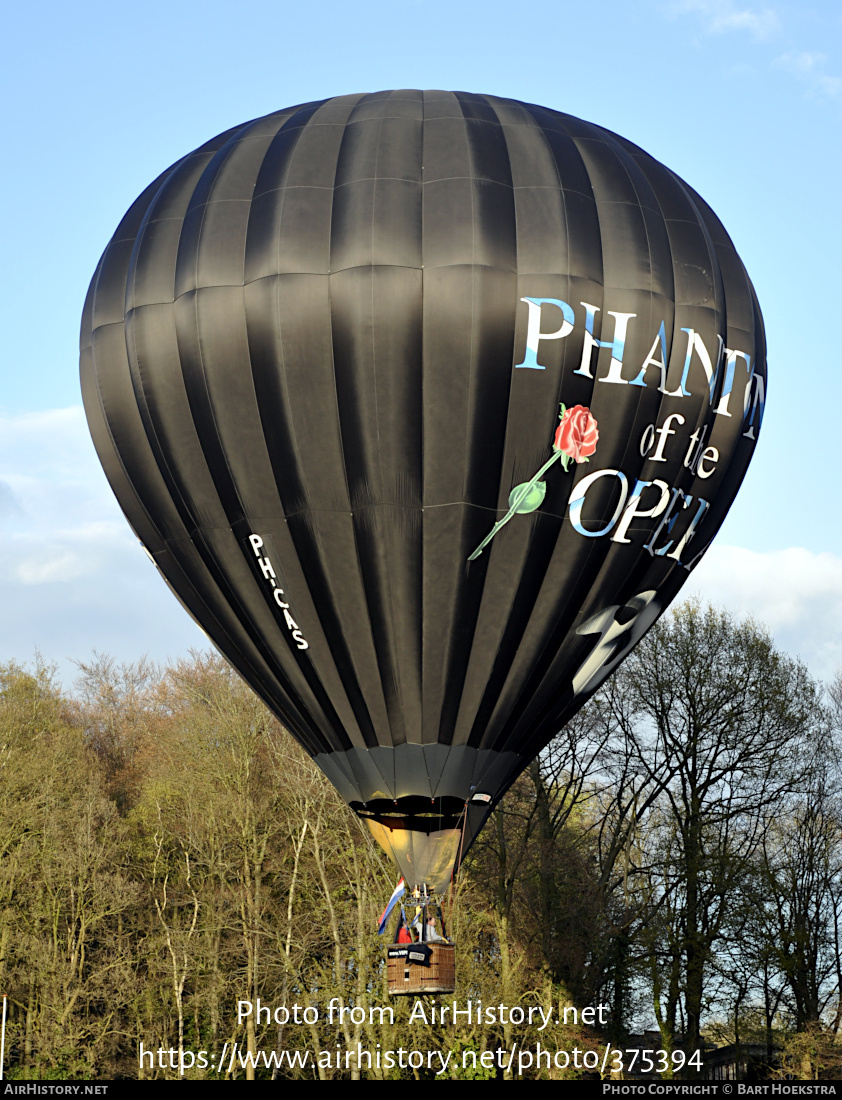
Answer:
[[1, 602, 840, 1080]]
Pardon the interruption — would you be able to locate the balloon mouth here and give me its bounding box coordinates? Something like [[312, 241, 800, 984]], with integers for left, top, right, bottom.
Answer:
[[351, 794, 466, 824], [354, 797, 467, 893]]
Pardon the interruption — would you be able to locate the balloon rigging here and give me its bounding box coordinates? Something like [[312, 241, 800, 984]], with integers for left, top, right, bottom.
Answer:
[[81, 90, 765, 990]]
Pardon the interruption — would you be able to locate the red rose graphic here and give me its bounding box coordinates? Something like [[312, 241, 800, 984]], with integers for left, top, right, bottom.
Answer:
[[467, 401, 600, 560], [553, 405, 599, 464]]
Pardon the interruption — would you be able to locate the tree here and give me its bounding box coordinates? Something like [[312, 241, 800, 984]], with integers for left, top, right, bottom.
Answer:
[[72, 654, 162, 813], [602, 601, 824, 1061], [0, 661, 137, 1077]]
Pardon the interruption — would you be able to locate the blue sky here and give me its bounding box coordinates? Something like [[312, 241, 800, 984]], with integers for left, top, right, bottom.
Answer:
[[1, 0, 840, 685]]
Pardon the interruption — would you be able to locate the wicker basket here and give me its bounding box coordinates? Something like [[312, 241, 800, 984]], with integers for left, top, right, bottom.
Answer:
[[387, 943, 456, 995]]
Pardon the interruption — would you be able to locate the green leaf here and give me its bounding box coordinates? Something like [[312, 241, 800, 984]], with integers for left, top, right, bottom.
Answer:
[[508, 480, 547, 514]]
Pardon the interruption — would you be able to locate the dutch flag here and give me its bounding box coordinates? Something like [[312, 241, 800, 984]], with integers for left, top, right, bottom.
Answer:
[[377, 878, 406, 936]]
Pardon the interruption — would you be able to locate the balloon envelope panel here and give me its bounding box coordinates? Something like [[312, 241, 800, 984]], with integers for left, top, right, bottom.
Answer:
[[81, 91, 765, 865]]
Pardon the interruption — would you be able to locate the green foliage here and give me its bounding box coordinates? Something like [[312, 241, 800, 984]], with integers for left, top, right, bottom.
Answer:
[[0, 606, 837, 1081]]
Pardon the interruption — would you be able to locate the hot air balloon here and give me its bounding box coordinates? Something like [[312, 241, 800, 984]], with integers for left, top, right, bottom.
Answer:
[[80, 91, 765, 949]]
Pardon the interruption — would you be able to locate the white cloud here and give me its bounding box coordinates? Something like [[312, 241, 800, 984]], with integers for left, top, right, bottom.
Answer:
[[687, 544, 842, 682], [0, 406, 115, 521], [12, 521, 127, 584], [0, 407, 207, 685], [670, 0, 780, 41], [774, 51, 842, 101], [0, 480, 23, 522], [669, 2, 842, 107], [1, 408, 840, 691], [0, 407, 140, 585]]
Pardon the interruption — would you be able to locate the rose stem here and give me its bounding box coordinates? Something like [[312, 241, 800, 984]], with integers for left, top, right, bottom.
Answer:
[[467, 449, 563, 561]]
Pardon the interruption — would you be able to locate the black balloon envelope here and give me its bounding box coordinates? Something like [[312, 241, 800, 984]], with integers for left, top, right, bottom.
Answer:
[[81, 91, 765, 892]]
